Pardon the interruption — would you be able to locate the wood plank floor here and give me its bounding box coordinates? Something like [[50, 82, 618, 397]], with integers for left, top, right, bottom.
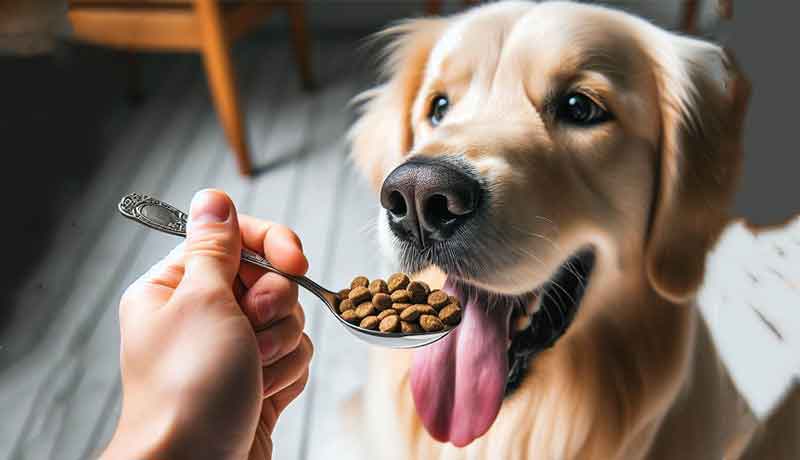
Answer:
[[0, 38, 377, 460]]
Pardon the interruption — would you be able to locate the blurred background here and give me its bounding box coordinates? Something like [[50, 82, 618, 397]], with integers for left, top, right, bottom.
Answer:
[[0, 1, 797, 459]]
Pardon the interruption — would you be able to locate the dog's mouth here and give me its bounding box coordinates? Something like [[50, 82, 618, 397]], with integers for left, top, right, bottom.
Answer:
[[408, 247, 595, 447]]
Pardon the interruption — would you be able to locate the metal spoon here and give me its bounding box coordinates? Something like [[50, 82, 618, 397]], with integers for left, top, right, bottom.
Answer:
[[117, 193, 455, 349]]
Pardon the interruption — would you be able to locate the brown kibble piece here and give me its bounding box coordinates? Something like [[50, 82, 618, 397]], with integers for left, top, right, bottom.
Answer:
[[355, 302, 376, 319], [349, 287, 371, 305], [369, 279, 388, 296], [420, 314, 445, 332], [387, 273, 410, 292], [439, 304, 462, 325], [377, 309, 398, 321], [379, 315, 400, 332], [428, 290, 449, 309], [360, 315, 379, 330], [390, 289, 411, 303], [351, 276, 369, 289], [336, 273, 452, 335], [372, 293, 392, 311], [341, 310, 359, 324], [400, 320, 422, 334], [335, 289, 350, 311], [339, 299, 355, 313], [407, 281, 430, 304], [400, 305, 422, 322]]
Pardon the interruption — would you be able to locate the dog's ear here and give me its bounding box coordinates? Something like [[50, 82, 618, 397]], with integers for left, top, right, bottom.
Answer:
[[646, 39, 750, 303], [349, 18, 446, 189]]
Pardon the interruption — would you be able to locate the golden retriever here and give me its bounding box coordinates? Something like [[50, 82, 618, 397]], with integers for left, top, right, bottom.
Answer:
[[347, 1, 798, 458]]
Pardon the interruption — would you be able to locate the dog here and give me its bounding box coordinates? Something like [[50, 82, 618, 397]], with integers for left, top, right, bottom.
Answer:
[[347, 1, 798, 458]]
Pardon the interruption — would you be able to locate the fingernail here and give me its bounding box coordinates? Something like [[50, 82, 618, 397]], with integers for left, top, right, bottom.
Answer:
[[190, 189, 230, 224]]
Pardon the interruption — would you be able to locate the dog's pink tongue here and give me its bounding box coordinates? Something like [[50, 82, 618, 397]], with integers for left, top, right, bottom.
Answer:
[[410, 286, 511, 447]]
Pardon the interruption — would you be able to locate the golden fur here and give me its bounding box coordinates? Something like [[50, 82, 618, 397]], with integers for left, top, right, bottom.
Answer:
[[348, 2, 798, 458]]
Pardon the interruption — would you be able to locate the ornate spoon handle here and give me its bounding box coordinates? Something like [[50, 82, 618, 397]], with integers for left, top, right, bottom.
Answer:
[[117, 193, 336, 304]]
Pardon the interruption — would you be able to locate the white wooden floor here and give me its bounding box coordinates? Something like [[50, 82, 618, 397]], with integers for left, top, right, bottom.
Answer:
[[0, 39, 382, 460]]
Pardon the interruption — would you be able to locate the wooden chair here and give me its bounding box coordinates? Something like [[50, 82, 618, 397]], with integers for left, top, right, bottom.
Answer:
[[67, 0, 314, 176], [425, 0, 477, 15]]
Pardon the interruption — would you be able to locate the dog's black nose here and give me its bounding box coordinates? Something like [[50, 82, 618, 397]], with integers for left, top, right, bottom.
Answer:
[[380, 159, 482, 247]]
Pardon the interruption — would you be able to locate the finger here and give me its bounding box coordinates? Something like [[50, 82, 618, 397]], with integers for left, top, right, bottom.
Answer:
[[258, 369, 310, 436], [140, 242, 187, 290], [266, 369, 310, 425], [178, 189, 241, 296], [120, 242, 186, 322], [233, 276, 247, 303], [255, 305, 305, 366], [262, 334, 313, 398], [240, 271, 299, 328], [238, 215, 308, 288]]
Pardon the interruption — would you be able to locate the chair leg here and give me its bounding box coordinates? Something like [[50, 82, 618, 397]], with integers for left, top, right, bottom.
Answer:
[[286, 2, 314, 91], [196, 0, 252, 176], [680, 0, 700, 34], [425, 0, 442, 15]]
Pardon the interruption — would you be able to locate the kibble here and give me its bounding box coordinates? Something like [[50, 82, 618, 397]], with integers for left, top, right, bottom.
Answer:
[[351, 276, 370, 289], [400, 306, 422, 322], [372, 293, 392, 311], [428, 290, 449, 310], [407, 281, 430, 304], [360, 316, 379, 330], [339, 298, 355, 313], [420, 315, 445, 332], [336, 275, 462, 335], [387, 273, 410, 292], [377, 309, 398, 321], [349, 286, 371, 305], [379, 315, 400, 332], [390, 289, 411, 303], [341, 309, 359, 324], [355, 302, 376, 319], [369, 279, 388, 296], [439, 304, 461, 325], [400, 320, 422, 334]]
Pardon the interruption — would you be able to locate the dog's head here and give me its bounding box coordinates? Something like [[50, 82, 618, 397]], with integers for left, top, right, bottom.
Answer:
[[350, 1, 748, 447]]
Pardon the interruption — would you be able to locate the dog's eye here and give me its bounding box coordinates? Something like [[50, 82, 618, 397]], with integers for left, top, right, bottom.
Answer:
[[429, 95, 449, 126], [556, 93, 611, 126]]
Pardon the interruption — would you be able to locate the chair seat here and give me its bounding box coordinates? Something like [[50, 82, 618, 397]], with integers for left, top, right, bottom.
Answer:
[[66, 0, 312, 176]]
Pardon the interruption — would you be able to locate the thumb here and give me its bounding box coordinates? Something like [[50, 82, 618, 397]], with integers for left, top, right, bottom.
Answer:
[[180, 189, 241, 293]]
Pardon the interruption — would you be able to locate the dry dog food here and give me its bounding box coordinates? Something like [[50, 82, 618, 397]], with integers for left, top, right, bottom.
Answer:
[[335, 274, 462, 334]]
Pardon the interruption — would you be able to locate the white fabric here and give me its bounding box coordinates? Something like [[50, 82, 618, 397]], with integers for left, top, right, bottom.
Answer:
[[698, 216, 800, 418]]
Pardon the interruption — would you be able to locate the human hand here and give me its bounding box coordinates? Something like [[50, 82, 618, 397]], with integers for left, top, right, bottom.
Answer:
[[102, 189, 313, 460]]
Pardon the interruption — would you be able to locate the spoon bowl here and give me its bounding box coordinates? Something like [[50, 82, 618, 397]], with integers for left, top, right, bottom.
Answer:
[[118, 193, 455, 349]]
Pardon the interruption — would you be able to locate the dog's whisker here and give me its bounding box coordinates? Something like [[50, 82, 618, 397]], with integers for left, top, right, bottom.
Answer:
[[545, 278, 578, 315]]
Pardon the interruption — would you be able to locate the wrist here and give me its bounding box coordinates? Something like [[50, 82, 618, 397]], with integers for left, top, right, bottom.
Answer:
[[102, 402, 251, 460], [101, 403, 177, 460]]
